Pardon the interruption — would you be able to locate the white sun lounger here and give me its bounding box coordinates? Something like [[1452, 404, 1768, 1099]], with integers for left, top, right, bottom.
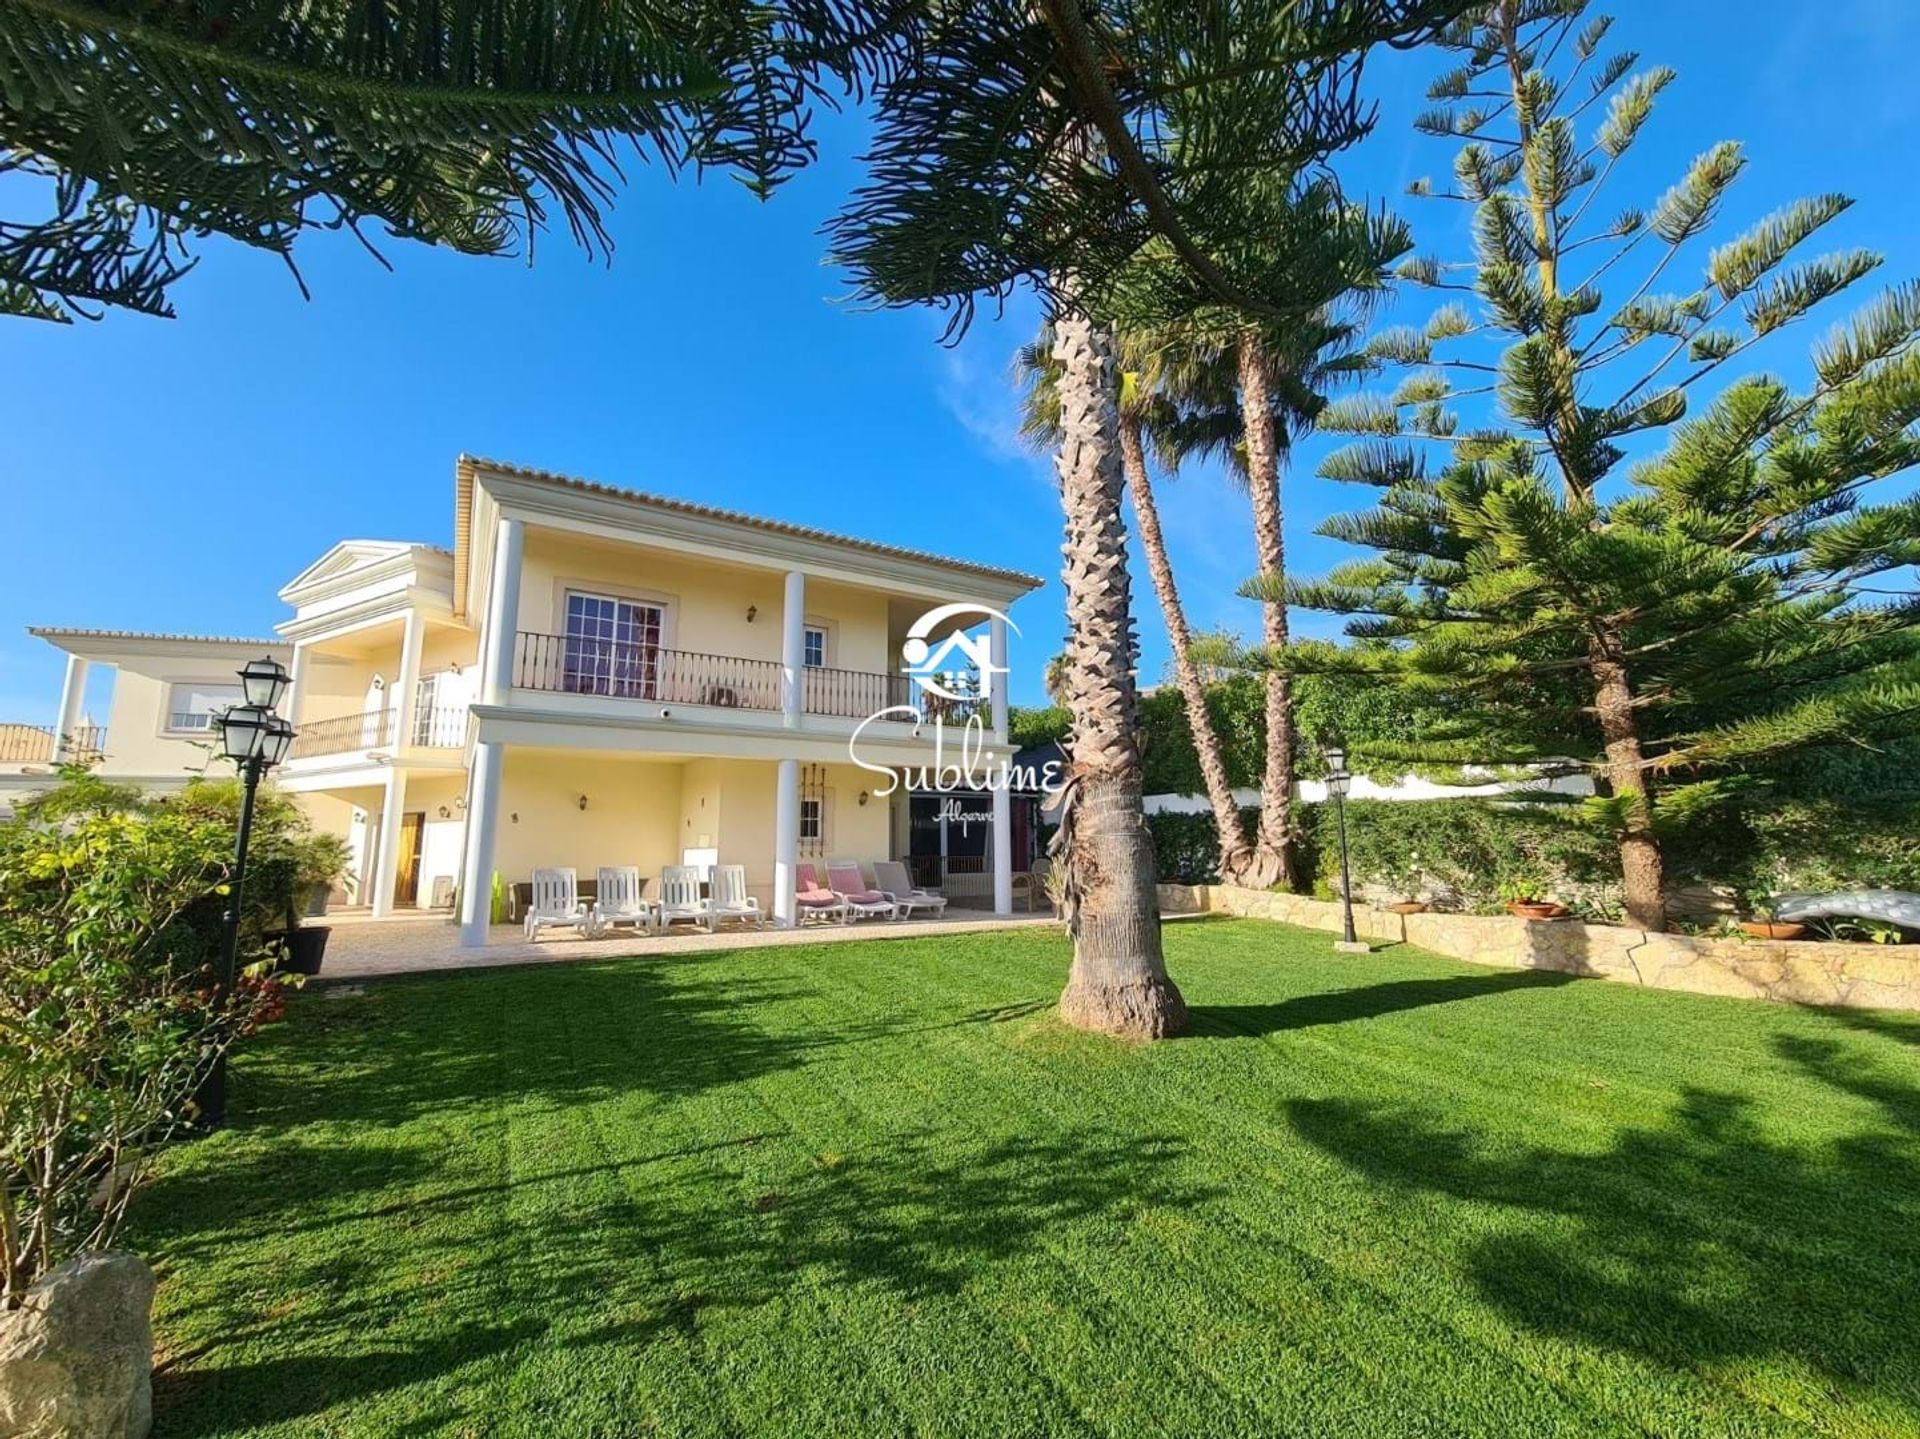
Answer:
[[525, 867, 594, 941]]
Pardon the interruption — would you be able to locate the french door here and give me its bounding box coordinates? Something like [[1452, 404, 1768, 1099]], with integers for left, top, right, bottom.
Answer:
[[563, 592, 665, 698]]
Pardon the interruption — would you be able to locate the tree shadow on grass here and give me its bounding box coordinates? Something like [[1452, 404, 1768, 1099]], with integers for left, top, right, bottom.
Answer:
[[148, 1125, 1204, 1435], [1189, 968, 1578, 1037], [141, 942, 1206, 1434], [153, 1319, 545, 1436], [1286, 1034, 1920, 1421]]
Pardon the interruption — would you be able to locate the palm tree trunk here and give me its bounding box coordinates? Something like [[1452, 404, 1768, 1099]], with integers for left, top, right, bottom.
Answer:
[[1236, 329, 1296, 891], [1117, 415, 1252, 881], [1050, 302, 1187, 1039]]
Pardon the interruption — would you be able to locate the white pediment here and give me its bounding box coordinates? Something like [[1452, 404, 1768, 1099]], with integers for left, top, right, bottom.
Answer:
[[279, 541, 422, 601]]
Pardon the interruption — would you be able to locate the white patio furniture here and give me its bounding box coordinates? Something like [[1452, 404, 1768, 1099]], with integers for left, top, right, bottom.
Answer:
[[658, 864, 714, 934], [874, 860, 947, 918], [827, 861, 900, 922], [595, 865, 658, 936], [524, 867, 594, 941], [709, 864, 765, 929]]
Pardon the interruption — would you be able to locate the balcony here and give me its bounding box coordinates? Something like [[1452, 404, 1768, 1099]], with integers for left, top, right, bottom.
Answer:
[[287, 702, 468, 760], [511, 632, 969, 721], [0, 723, 105, 765]]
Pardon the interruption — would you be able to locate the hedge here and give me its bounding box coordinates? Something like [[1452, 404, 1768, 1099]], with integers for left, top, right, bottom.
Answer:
[[1148, 795, 1920, 920]]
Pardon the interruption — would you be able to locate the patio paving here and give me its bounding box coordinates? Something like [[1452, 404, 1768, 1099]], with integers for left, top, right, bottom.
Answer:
[[307, 908, 1063, 981]]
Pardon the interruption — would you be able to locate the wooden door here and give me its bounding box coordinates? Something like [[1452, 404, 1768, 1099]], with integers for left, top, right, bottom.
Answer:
[[393, 812, 425, 907]]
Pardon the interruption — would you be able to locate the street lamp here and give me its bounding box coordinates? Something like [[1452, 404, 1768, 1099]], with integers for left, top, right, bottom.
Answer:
[[1324, 740, 1368, 954], [200, 656, 295, 1128]]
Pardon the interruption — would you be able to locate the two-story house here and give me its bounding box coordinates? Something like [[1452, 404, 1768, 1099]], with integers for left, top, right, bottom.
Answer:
[[2, 629, 292, 811], [11, 456, 1043, 947]]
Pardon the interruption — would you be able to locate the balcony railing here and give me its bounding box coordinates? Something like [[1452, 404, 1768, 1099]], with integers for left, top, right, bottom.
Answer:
[[515, 633, 785, 710], [288, 708, 396, 759], [288, 702, 469, 760], [0, 724, 105, 765], [802, 665, 918, 719], [410, 702, 469, 748], [512, 632, 982, 723]]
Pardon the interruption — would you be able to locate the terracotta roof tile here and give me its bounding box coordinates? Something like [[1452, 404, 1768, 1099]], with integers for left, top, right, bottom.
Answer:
[[460, 454, 1045, 590]]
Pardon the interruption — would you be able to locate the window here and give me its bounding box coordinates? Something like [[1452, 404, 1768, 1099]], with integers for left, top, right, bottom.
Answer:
[[803, 626, 828, 669], [799, 797, 823, 842], [166, 681, 244, 733], [563, 592, 665, 697]]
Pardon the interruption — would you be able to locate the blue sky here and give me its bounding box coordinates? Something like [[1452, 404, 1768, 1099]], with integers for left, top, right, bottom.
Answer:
[[4, 0, 1917, 721]]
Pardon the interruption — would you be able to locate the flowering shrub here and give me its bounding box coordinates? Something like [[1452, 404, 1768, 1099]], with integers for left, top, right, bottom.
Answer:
[[0, 801, 281, 1308]]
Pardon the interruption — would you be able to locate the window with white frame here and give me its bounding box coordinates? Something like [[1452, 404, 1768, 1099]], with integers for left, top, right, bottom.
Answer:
[[799, 797, 823, 842], [165, 681, 244, 734], [563, 591, 665, 697], [803, 625, 828, 669]]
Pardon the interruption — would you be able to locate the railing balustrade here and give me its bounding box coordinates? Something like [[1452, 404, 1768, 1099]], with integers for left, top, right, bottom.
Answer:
[[512, 632, 984, 724], [802, 665, 917, 719], [514, 633, 785, 710], [409, 703, 469, 748], [287, 708, 396, 759], [0, 724, 105, 765]]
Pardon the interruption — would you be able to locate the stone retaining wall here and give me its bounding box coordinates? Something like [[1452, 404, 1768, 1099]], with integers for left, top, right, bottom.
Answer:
[[1158, 883, 1920, 1011]]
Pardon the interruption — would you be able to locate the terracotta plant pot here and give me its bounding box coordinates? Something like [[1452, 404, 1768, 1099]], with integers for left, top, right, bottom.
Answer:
[[1738, 920, 1807, 941], [1386, 900, 1429, 915], [1507, 900, 1570, 921]]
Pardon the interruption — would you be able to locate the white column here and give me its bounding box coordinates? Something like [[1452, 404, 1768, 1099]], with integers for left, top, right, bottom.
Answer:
[[992, 782, 1013, 916], [369, 771, 409, 917], [286, 644, 311, 729], [780, 569, 806, 726], [392, 611, 426, 747], [989, 613, 1010, 744], [773, 758, 800, 928], [51, 654, 90, 761], [458, 740, 505, 947], [480, 516, 526, 707]]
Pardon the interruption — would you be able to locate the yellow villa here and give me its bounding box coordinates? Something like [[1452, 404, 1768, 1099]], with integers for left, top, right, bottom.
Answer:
[[9, 456, 1045, 945]]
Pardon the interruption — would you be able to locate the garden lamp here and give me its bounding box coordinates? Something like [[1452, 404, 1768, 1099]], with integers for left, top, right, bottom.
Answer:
[[200, 662, 297, 1128], [239, 653, 292, 710], [1323, 739, 1364, 952]]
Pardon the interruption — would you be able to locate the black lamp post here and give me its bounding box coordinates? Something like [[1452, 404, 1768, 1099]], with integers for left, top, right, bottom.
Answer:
[[1324, 740, 1367, 954], [200, 655, 294, 1128]]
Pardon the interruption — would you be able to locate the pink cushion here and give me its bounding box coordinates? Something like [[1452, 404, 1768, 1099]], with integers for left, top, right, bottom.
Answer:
[[828, 867, 887, 904]]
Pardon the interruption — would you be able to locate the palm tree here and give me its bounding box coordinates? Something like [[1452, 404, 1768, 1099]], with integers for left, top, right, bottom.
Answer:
[[1019, 326, 1254, 884], [827, 0, 1468, 1038], [1157, 195, 1409, 890], [1043, 304, 1188, 1036], [4, 0, 880, 320]]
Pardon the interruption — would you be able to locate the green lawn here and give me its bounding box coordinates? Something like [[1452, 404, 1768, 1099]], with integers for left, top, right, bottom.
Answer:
[[132, 919, 1920, 1437]]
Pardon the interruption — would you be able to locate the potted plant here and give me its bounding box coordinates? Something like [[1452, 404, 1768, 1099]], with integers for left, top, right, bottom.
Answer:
[[1380, 850, 1428, 914], [1500, 873, 1568, 921], [166, 779, 350, 976], [1737, 895, 1807, 941], [273, 829, 351, 974]]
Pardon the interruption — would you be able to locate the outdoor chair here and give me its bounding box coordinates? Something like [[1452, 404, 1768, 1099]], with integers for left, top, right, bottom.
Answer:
[[594, 866, 657, 936], [873, 860, 947, 918], [828, 861, 899, 922], [1014, 858, 1054, 913], [709, 864, 765, 929], [658, 864, 713, 934], [794, 863, 850, 925], [524, 867, 594, 941]]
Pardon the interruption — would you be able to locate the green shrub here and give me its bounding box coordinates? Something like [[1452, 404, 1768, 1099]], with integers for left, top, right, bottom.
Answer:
[[0, 803, 283, 1306]]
